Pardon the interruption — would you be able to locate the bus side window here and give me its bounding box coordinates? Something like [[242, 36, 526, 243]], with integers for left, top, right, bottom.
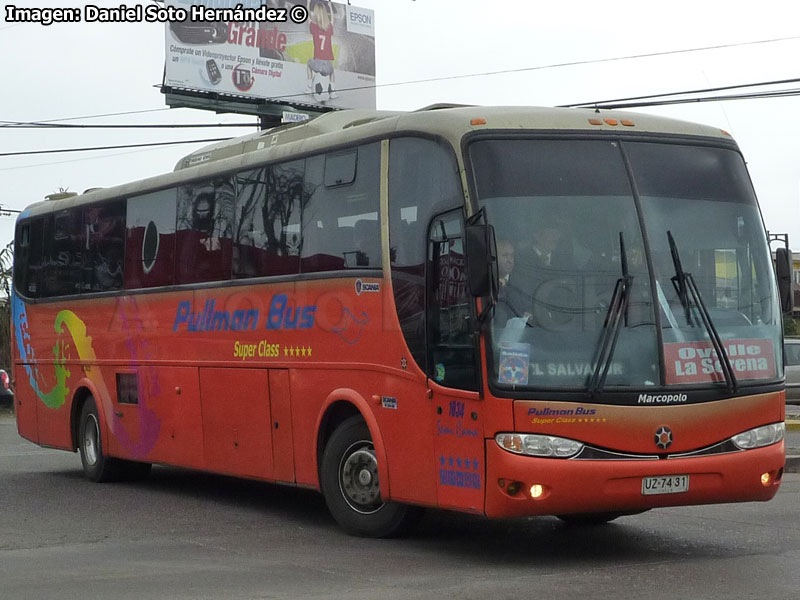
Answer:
[[43, 210, 84, 297], [234, 161, 303, 278], [15, 219, 45, 298], [84, 200, 125, 292], [175, 177, 235, 284], [125, 188, 177, 289], [301, 143, 380, 274], [388, 136, 464, 373]]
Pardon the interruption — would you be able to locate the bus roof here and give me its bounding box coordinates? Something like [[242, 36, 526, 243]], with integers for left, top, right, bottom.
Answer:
[[20, 105, 733, 219]]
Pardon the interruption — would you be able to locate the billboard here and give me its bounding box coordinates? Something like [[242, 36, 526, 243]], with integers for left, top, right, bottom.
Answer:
[[164, 0, 376, 110]]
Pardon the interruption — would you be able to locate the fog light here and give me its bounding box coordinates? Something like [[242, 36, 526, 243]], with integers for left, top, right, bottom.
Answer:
[[506, 481, 521, 496], [530, 484, 544, 499], [761, 472, 771, 486]]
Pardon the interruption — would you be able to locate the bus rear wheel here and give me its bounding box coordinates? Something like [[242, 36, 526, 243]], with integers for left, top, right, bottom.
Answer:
[[320, 416, 419, 537], [78, 396, 151, 482]]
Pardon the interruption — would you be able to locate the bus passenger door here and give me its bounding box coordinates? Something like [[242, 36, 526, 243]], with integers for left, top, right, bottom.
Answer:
[[199, 368, 273, 479], [427, 211, 485, 513], [429, 383, 484, 513]]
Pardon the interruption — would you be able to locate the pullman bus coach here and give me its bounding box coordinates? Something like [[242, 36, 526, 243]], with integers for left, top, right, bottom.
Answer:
[[12, 105, 788, 536]]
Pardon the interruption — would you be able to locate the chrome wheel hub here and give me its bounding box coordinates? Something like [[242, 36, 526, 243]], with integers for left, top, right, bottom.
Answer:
[[339, 443, 382, 514], [83, 414, 99, 467]]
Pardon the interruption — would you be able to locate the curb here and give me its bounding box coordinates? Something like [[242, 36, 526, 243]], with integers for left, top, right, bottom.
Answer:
[[786, 419, 800, 432]]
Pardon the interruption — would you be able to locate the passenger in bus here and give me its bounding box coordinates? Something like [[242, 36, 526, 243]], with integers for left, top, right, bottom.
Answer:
[[525, 222, 593, 272], [496, 240, 532, 324]]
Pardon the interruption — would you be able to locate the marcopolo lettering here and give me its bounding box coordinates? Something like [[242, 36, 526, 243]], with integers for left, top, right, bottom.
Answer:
[[637, 393, 688, 404]]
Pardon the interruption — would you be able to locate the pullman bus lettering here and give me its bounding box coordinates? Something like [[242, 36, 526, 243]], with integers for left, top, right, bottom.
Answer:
[[172, 294, 316, 332]]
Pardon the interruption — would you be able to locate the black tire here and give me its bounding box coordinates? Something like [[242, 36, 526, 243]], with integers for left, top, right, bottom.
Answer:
[[78, 396, 151, 482], [320, 416, 420, 537]]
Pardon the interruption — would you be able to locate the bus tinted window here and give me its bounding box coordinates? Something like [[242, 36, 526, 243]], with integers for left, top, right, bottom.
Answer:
[[15, 219, 45, 298], [629, 143, 757, 204], [389, 137, 464, 371], [301, 143, 380, 273], [324, 150, 357, 187], [43, 210, 84, 296], [85, 201, 125, 292], [176, 177, 235, 284], [126, 189, 177, 289], [234, 161, 303, 278]]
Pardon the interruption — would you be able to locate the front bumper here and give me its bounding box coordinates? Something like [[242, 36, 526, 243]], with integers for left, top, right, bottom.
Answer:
[[485, 439, 784, 518]]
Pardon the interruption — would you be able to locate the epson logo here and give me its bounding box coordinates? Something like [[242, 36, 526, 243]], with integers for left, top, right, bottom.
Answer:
[[346, 6, 374, 34], [637, 393, 688, 405], [349, 10, 372, 25]]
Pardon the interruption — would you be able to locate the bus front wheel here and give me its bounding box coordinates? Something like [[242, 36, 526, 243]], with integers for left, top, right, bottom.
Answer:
[[78, 396, 151, 482], [320, 416, 419, 537]]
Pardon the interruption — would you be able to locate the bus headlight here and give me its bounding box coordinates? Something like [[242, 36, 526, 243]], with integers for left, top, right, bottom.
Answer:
[[731, 423, 785, 450], [496, 433, 583, 458]]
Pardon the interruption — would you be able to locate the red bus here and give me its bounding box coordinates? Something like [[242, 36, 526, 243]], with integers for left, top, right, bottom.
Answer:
[[12, 106, 788, 536]]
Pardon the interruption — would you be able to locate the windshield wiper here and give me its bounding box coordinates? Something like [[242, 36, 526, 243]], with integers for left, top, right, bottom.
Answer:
[[667, 231, 694, 326], [667, 231, 738, 393], [588, 232, 632, 398]]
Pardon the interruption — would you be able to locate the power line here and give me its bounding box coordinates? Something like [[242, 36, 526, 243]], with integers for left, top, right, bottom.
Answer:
[[0, 145, 182, 172], [249, 34, 800, 103], [0, 138, 232, 158], [580, 88, 800, 110], [5, 81, 800, 158], [0, 108, 173, 128], [562, 76, 800, 108], [4, 36, 800, 159], [8, 34, 800, 126], [0, 121, 256, 129]]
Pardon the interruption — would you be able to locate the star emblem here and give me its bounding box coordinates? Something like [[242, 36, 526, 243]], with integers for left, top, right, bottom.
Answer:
[[654, 426, 673, 450], [401, 357, 408, 370]]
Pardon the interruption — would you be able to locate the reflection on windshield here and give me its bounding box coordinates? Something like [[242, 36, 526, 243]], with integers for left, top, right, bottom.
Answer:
[[470, 138, 782, 394]]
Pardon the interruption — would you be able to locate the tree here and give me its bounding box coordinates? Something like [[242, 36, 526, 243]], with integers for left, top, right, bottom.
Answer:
[[0, 240, 12, 370]]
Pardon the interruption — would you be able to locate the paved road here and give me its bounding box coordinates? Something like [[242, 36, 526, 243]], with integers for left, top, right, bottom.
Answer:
[[2, 414, 800, 600]]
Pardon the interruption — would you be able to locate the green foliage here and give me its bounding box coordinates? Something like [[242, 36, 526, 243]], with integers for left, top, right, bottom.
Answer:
[[785, 316, 799, 337], [0, 240, 12, 370]]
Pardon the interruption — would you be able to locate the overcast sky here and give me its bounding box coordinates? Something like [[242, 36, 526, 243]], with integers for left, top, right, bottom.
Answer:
[[2, 0, 800, 254]]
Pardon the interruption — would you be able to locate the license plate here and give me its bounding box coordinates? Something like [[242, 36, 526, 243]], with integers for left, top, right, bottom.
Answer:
[[641, 475, 689, 495]]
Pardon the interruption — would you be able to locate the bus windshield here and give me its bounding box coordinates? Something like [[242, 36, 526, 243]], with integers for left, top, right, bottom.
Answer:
[[469, 137, 783, 394]]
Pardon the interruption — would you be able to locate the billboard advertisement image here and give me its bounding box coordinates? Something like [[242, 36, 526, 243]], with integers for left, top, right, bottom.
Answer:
[[164, 0, 376, 110]]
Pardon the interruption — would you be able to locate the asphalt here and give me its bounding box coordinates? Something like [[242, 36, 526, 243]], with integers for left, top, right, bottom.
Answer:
[[785, 403, 800, 473]]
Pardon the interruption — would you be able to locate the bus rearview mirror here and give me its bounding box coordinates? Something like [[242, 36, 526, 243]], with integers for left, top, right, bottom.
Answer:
[[465, 223, 496, 298], [775, 246, 794, 314]]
